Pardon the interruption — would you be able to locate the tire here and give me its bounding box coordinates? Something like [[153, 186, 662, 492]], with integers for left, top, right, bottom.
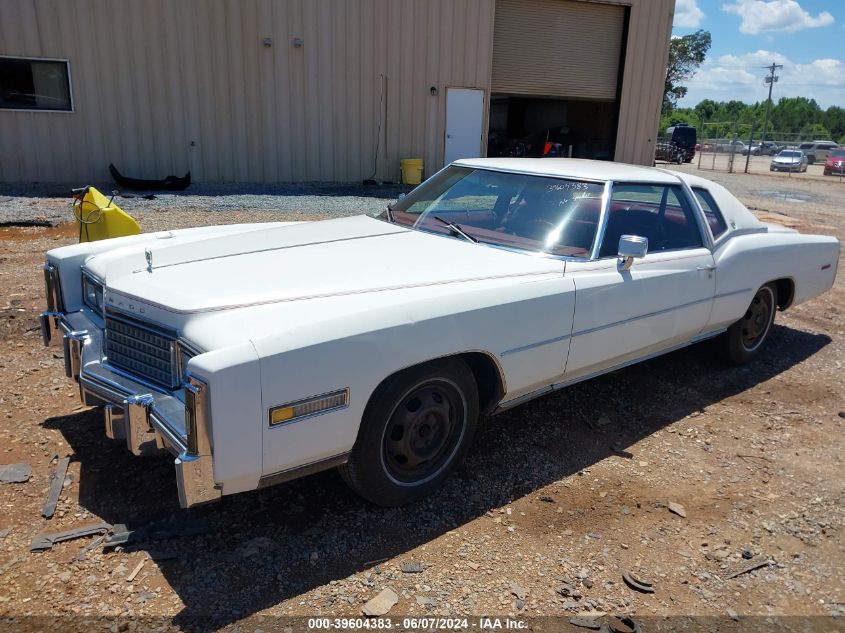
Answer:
[[721, 283, 778, 365], [339, 358, 479, 506]]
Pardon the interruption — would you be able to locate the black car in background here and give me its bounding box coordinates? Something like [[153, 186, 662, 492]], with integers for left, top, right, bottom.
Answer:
[[659, 124, 696, 163]]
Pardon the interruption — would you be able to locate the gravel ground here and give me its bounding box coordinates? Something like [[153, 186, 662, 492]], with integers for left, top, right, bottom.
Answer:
[[0, 166, 842, 632], [0, 182, 411, 228]]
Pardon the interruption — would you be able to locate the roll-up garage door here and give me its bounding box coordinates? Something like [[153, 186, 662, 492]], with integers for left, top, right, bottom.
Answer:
[[492, 0, 625, 100]]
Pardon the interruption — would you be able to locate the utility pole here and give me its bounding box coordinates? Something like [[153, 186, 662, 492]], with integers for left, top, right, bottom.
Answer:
[[761, 62, 783, 145]]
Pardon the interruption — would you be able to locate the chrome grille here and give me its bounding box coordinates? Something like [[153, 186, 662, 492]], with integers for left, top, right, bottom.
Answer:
[[105, 314, 177, 388]]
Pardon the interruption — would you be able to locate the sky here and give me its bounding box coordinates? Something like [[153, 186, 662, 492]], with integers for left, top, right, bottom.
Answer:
[[672, 0, 844, 109]]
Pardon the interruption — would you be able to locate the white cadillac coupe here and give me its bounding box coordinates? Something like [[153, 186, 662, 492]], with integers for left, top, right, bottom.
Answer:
[[40, 159, 839, 508]]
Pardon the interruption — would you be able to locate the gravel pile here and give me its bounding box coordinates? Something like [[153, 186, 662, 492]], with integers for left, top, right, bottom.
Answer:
[[0, 182, 411, 227]]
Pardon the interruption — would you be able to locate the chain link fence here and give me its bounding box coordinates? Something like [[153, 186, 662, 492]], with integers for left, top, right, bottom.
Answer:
[[662, 122, 845, 182]]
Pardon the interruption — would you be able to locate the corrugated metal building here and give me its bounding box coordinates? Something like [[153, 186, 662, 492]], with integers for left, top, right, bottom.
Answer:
[[0, 0, 674, 184]]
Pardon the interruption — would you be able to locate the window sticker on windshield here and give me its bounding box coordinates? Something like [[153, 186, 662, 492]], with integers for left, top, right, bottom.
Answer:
[[548, 182, 591, 192]]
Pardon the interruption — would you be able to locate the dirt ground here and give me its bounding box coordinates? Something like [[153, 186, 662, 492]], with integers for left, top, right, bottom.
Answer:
[[0, 168, 843, 632]]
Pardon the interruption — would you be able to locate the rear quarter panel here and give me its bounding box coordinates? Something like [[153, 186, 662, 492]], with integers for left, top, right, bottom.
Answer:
[[709, 231, 839, 329]]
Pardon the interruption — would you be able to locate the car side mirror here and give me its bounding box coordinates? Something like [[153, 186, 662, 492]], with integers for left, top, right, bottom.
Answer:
[[617, 235, 648, 271]]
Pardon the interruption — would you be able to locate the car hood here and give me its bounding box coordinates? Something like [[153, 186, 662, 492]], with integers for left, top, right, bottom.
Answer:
[[772, 156, 801, 163], [90, 215, 564, 315]]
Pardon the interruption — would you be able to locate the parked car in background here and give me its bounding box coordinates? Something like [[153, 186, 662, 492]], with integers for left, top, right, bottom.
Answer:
[[745, 141, 782, 156], [770, 149, 808, 172], [715, 139, 746, 153], [665, 124, 696, 162], [823, 149, 845, 176], [797, 141, 839, 164], [40, 159, 839, 508], [654, 140, 686, 164]]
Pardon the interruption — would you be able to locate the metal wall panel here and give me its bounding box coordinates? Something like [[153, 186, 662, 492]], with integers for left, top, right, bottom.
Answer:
[[492, 0, 624, 100], [613, 0, 675, 166], [0, 0, 495, 183], [0, 0, 671, 182]]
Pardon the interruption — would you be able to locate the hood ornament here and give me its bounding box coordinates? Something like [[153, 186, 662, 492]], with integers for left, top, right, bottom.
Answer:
[[145, 248, 153, 272]]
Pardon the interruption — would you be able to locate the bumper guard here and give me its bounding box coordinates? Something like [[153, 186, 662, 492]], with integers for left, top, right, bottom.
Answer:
[[42, 309, 220, 508]]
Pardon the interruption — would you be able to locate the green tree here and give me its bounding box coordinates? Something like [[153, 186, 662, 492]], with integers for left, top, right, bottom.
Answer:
[[799, 123, 832, 140], [663, 30, 712, 115], [823, 106, 845, 140], [770, 97, 823, 135], [694, 99, 717, 123]]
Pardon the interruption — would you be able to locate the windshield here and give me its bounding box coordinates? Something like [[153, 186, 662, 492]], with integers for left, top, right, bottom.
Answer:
[[779, 151, 801, 158], [387, 167, 605, 258], [831, 150, 845, 158]]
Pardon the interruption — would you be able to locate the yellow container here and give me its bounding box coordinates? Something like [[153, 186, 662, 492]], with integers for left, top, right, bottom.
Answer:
[[400, 158, 424, 185], [73, 186, 141, 243]]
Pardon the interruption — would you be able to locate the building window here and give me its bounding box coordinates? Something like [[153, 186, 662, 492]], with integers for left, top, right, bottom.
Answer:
[[0, 57, 72, 111]]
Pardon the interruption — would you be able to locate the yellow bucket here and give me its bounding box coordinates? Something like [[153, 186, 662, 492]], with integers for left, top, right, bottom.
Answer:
[[400, 158, 424, 185], [73, 186, 141, 243]]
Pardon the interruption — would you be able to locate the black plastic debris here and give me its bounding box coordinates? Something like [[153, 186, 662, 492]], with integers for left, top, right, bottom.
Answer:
[[31, 522, 112, 552], [42, 456, 70, 518]]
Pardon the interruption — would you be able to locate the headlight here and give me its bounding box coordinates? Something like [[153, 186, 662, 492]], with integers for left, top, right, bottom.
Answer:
[[82, 273, 105, 317]]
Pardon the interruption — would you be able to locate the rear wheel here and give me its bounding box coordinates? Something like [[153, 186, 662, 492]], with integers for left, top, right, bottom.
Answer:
[[721, 283, 777, 365], [339, 359, 479, 506]]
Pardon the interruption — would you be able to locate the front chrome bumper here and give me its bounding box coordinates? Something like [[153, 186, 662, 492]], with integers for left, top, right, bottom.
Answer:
[[40, 309, 220, 508]]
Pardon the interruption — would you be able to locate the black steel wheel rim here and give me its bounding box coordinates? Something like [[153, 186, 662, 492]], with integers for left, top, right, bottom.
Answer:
[[741, 287, 774, 351], [382, 379, 466, 485]]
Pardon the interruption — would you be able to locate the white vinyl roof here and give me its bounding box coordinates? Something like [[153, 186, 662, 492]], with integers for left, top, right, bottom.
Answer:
[[452, 157, 683, 184], [451, 158, 765, 238]]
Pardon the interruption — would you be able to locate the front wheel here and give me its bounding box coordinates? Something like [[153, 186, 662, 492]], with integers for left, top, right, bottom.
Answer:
[[721, 283, 778, 365], [339, 359, 479, 506]]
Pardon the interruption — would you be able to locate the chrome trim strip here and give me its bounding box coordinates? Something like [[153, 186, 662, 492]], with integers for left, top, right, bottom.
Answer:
[[500, 289, 751, 357], [501, 333, 571, 357], [257, 452, 350, 489], [495, 328, 728, 414], [572, 288, 750, 339], [183, 376, 212, 455], [589, 180, 613, 260], [43, 263, 64, 313]]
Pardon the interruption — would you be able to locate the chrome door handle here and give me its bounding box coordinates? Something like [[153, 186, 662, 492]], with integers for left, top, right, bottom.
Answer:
[[697, 265, 717, 271]]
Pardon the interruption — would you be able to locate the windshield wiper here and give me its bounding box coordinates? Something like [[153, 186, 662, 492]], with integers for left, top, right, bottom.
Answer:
[[432, 216, 478, 243]]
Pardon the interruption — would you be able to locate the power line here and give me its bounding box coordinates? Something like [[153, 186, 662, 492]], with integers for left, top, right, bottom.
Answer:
[[760, 62, 783, 143]]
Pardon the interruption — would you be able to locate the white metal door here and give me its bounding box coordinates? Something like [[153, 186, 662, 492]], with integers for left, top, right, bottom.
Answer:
[[445, 88, 485, 165], [564, 250, 716, 380]]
